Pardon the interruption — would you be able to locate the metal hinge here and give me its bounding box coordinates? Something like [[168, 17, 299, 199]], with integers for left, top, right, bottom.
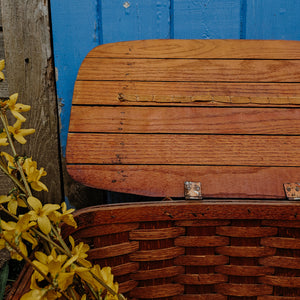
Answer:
[[184, 181, 202, 200], [284, 183, 300, 200]]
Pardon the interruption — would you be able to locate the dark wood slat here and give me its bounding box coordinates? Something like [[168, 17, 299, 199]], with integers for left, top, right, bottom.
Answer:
[[69, 106, 300, 135], [67, 164, 300, 198], [215, 283, 273, 297], [66, 133, 300, 166], [73, 81, 300, 106], [78, 58, 300, 82], [87, 40, 300, 59]]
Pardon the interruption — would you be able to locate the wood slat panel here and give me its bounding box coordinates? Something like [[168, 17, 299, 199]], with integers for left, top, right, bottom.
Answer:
[[73, 81, 300, 106], [67, 133, 300, 166], [67, 164, 300, 198], [111, 262, 139, 277], [119, 280, 138, 294], [78, 58, 300, 82], [87, 40, 300, 59], [69, 106, 300, 135]]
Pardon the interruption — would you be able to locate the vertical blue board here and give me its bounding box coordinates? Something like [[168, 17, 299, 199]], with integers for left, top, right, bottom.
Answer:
[[173, 0, 242, 39], [100, 0, 171, 43], [246, 0, 300, 40], [50, 0, 100, 154]]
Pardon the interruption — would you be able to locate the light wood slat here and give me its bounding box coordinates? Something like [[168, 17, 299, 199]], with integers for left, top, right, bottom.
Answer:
[[73, 81, 300, 106], [111, 262, 139, 277], [69, 106, 300, 135], [259, 275, 300, 288], [215, 265, 274, 276], [215, 283, 273, 297], [260, 256, 300, 269], [118, 280, 138, 294], [67, 165, 300, 198], [129, 246, 184, 261], [261, 237, 300, 249], [88, 241, 139, 259], [216, 226, 277, 237], [87, 40, 300, 59], [175, 236, 229, 247], [130, 265, 184, 280], [130, 283, 184, 299], [129, 227, 185, 240], [176, 273, 227, 285], [174, 255, 228, 266], [78, 58, 300, 82], [216, 246, 276, 257], [66, 133, 300, 166]]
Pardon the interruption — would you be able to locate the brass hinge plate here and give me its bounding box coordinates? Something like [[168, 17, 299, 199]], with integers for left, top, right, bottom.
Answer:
[[184, 181, 202, 200], [284, 183, 300, 200]]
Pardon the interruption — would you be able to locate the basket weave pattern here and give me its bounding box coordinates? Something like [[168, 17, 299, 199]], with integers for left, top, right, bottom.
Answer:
[[65, 206, 300, 299]]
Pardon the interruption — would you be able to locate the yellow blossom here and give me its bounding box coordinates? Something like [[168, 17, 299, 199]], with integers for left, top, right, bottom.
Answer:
[[1, 152, 16, 174], [0, 194, 27, 215], [91, 265, 119, 299], [0, 60, 4, 81], [20, 289, 47, 300], [1, 214, 37, 260], [69, 236, 91, 268], [31, 248, 75, 292], [6, 93, 31, 122], [23, 157, 48, 192], [27, 196, 60, 234], [0, 132, 8, 146], [8, 119, 35, 144], [49, 202, 77, 228]]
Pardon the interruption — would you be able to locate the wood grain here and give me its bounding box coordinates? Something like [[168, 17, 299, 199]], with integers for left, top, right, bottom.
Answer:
[[1, 0, 62, 203], [66, 133, 300, 166], [215, 283, 273, 296], [78, 58, 300, 83], [69, 106, 300, 135], [73, 81, 300, 106], [67, 164, 300, 198], [87, 40, 300, 59]]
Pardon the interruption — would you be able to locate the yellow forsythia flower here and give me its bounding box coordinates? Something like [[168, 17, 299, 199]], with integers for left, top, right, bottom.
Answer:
[[0, 60, 5, 81], [23, 157, 48, 192], [27, 196, 60, 234], [0, 194, 27, 215], [6, 93, 31, 122], [8, 119, 35, 144], [1, 152, 16, 174]]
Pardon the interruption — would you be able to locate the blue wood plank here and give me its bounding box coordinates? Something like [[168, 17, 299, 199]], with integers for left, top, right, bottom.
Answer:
[[100, 0, 171, 43], [50, 0, 100, 154], [173, 0, 241, 39], [245, 0, 300, 40]]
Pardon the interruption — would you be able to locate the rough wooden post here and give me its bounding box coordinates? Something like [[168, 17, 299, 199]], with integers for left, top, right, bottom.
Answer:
[[1, 0, 63, 204]]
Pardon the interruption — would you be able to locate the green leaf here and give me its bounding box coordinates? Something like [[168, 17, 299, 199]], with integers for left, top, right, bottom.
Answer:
[[0, 262, 9, 300]]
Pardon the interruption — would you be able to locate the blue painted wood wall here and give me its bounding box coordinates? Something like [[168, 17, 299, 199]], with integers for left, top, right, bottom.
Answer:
[[50, 0, 300, 154]]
